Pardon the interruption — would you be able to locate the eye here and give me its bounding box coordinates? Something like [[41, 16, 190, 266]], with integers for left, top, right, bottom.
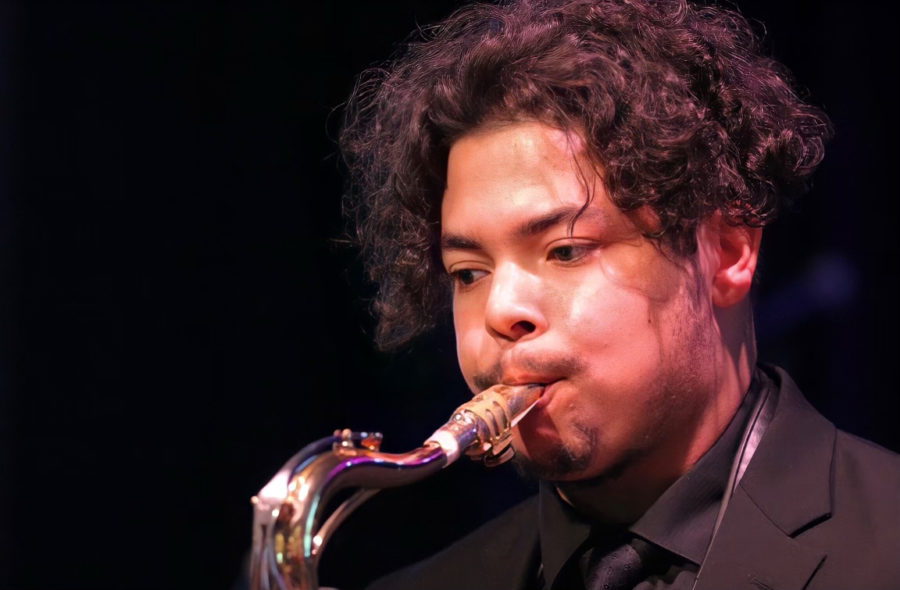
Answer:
[[548, 242, 595, 263], [449, 268, 489, 288], [549, 245, 578, 262]]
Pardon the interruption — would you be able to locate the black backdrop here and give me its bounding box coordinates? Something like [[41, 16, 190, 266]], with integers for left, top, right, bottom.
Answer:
[[1, 1, 897, 589]]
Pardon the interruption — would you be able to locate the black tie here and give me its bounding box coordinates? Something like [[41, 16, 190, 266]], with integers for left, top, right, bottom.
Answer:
[[580, 537, 650, 590]]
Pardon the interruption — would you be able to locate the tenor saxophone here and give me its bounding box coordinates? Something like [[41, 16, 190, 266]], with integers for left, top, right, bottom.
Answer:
[[249, 383, 543, 590]]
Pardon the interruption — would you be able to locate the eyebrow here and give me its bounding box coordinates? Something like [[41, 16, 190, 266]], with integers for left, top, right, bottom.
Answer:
[[441, 204, 596, 251]]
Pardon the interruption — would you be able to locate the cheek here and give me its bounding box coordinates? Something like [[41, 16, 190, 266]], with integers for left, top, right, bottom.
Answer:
[[562, 272, 650, 335], [453, 299, 486, 378], [559, 245, 691, 353], [561, 273, 669, 380], [596, 241, 685, 303], [455, 329, 483, 375]]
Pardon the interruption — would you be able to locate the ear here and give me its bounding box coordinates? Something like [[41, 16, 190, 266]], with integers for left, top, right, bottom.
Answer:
[[706, 216, 762, 308]]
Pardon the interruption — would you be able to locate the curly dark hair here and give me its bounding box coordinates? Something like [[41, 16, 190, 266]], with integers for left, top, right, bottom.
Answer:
[[340, 0, 832, 350]]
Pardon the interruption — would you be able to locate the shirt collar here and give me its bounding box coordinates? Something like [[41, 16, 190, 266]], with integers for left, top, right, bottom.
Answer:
[[538, 479, 591, 587]]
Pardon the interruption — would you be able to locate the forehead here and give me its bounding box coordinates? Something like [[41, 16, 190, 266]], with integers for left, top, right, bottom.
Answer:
[[459, 120, 584, 162], [442, 121, 598, 225]]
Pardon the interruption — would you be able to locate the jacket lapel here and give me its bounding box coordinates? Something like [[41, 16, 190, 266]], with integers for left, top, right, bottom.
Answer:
[[696, 367, 833, 590], [695, 485, 826, 590]]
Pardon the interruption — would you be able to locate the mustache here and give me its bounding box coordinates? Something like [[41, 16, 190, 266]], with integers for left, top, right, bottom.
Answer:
[[472, 352, 585, 391]]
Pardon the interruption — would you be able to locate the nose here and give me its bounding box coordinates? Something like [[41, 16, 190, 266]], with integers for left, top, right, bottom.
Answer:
[[484, 264, 546, 342]]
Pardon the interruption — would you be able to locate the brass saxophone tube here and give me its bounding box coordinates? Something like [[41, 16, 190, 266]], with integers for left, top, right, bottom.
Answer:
[[249, 383, 543, 590]]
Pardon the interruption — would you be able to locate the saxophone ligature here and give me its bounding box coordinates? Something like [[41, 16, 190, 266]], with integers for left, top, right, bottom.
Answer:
[[249, 383, 544, 590]]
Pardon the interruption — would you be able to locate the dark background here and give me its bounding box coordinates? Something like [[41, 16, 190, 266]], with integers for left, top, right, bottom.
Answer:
[[0, 1, 897, 589]]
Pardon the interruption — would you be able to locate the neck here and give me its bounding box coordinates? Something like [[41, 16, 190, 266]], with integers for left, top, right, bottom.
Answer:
[[555, 467, 681, 525]]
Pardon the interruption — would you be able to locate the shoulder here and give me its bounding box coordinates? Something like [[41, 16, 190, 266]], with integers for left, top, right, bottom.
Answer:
[[829, 429, 900, 535], [365, 495, 540, 590], [835, 425, 900, 461], [699, 366, 900, 589], [762, 366, 900, 586], [799, 430, 900, 589], [766, 364, 900, 507], [766, 365, 900, 522]]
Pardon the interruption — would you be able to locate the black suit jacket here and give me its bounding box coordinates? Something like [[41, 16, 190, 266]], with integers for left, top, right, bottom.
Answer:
[[367, 367, 900, 590]]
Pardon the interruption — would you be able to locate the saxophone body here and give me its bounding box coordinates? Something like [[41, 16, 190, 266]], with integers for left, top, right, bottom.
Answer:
[[249, 383, 543, 590]]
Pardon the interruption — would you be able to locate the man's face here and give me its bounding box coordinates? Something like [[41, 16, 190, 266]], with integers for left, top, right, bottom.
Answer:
[[440, 121, 723, 482]]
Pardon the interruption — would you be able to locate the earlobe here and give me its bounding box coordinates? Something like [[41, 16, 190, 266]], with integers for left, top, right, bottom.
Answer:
[[710, 219, 762, 308]]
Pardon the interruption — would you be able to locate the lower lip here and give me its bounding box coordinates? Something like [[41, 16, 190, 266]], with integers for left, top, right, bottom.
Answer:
[[516, 383, 559, 437], [533, 380, 559, 410]]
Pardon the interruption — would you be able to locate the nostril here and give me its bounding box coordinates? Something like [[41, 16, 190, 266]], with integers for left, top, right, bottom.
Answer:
[[513, 320, 536, 334]]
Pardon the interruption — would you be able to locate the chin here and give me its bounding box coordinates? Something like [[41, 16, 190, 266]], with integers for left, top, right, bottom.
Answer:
[[511, 449, 595, 482], [512, 426, 598, 482]]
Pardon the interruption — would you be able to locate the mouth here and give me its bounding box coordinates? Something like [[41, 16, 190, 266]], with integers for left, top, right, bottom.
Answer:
[[499, 379, 560, 410]]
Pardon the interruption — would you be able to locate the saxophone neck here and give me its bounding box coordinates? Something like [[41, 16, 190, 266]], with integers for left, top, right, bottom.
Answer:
[[250, 430, 448, 590], [250, 382, 544, 590]]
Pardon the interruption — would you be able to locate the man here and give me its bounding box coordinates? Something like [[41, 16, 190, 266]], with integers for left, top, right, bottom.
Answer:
[[339, 0, 900, 588]]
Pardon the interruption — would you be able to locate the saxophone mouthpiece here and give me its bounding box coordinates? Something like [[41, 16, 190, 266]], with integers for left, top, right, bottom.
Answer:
[[425, 383, 543, 466]]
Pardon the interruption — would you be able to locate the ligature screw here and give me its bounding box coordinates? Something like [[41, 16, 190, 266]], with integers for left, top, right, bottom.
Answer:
[[361, 432, 383, 451]]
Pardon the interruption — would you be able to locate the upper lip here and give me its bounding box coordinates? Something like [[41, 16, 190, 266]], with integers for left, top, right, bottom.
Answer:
[[499, 375, 559, 387]]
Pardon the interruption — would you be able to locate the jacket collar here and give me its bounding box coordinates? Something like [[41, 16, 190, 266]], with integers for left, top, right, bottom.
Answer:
[[696, 365, 834, 590]]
